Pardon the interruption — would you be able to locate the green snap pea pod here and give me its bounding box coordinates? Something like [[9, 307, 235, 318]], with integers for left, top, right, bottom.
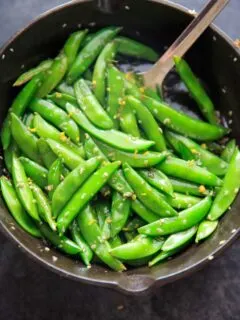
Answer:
[[24, 113, 35, 130], [109, 235, 123, 248], [77, 205, 126, 271], [208, 147, 240, 221], [47, 159, 63, 199], [110, 234, 164, 260], [143, 87, 162, 102], [74, 79, 113, 130], [123, 163, 177, 217], [70, 220, 93, 266], [33, 114, 85, 157], [167, 193, 201, 210], [84, 137, 134, 196], [125, 95, 166, 151], [131, 199, 159, 223], [174, 56, 217, 124], [66, 103, 154, 152], [170, 178, 210, 197], [111, 191, 131, 238], [20, 157, 48, 188], [95, 201, 111, 240], [157, 157, 222, 187], [13, 59, 53, 86], [12, 153, 40, 221], [92, 41, 118, 105], [106, 65, 124, 129], [165, 130, 228, 176], [143, 96, 227, 141], [30, 182, 56, 231], [162, 226, 197, 251], [64, 30, 88, 68], [3, 141, 19, 173], [177, 141, 194, 161], [52, 157, 100, 217], [36, 53, 68, 98], [119, 102, 140, 137], [81, 33, 95, 47], [46, 138, 84, 170], [47, 92, 78, 110], [149, 246, 187, 267], [221, 139, 236, 163], [195, 220, 218, 243], [39, 223, 81, 255], [10, 113, 40, 163], [1, 74, 43, 150], [124, 230, 138, 242], [138, 168, 173, 196], [57, 81, 75, 96], [115, 36, 158, 62], [37, 138, 57, 169], [57, 161, 121, 234], [29, 98, 80, 143], [67, 27, 121, 84], [0, 176, 41, 237], [138, 196, 212, 236], [95, 139, 167, 168]]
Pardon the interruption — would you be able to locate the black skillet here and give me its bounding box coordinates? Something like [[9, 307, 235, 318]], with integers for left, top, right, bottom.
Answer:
[[0, 0, 239, 294]]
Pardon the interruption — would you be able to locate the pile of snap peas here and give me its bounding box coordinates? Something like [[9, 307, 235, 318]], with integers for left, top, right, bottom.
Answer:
[[1, 26, 239, 271]]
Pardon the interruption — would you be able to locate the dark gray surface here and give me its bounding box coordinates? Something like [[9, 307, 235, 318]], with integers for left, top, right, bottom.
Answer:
[[0, 1, 239, 319]]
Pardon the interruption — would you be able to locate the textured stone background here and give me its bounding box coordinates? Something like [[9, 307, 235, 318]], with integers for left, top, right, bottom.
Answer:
[[0, 1, 239, 319]]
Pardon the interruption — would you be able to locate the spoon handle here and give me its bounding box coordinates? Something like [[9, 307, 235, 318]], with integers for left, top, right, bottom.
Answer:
[[144, 0, 230, 88]]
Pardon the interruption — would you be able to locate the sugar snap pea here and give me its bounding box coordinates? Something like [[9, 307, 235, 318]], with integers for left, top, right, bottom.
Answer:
[[64, 30, 88, 69], [109, 235, 123, 248], [77, 205, 126, 271], [67, 27, 121, 84], [24, 113, 35, 130], [57, 161, 121, 234], [119, 101, 140, 138], [95, 200, 111, 240], [162, 226, 197, 251], [170, 177, 210, 197], [20, 157, 48, 188], [149, 246, 186, 267], [138, 196, 212, 236], [221, 139, 236, 163], [47, 158, 63, 199], [157, 157, 222, 187], [174, 56, 217, 124], [66, 103, 154, 152], [111, 191, 131, 238], [57, 81, 75, 96], [143, 96, 228, 141], [37, 138, 57, 169], [29, 98, 80, 143], [47, 92, 78, 110], [123, 163, 177, 217], [167, 193, 201, 210], [3, 141, 19, 173], [195, 220, 218, 243], [30, 182, 56, 231], [131, 199, 159, 223], [208, 147, 240, 221], [165, 130, 228, 176], [92, 41, 118, 105], [12, 153, 40, 221], [95, 139, 167, 168], [52, 157, 100, 217], [0, 176, 41, 237]]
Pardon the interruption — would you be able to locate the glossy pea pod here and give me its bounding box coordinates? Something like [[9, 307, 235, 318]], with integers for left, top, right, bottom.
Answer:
[[47, 158, 63, 199], [167, 192, 201, 210], [109, 235, 123, 248], [125, 95, 166, 151], [95, 139, 167, 168], [131, 199, 159, 223], [143, 96, 228, 141], [169, 177, 210, 197], [208, 147, 240, 221], [30, 182, 56, 231], [74, 79, 113, 130], [161, 225, 197, 251], [57, 81, 75, 96], [29, 98, 80, 143], [24, 113, 35, 130], [37, 138, 58, 169], [47, 92, 78, 110], [119, 99, 140, 138], [92, 41, 118, 105], [36, 53, 68, 98], [111, 191, 131, 238], [66, 103, 154, 152], [20, 156, 48, 189], [1, 74, 43, 150], [221, 139, 236, 163], [77, 204, 126, 271], [195, 220, 218, 243], [123, 163, 177, 217], [67, 27, 121, 84], [52, 157, 100, 217], [13, 59, 53, 86], [0, 176, 41, 237], [57, 161, 121, 234], [174, 56, 217, 125], [95, 200, 111, 240], [12, 153, 40, 221], [3, 141, 19, 173], [138, 196, 212, 236], [70, 220, 93, 266], [157, 157, 222, 187], [165, 130, 228, 176]]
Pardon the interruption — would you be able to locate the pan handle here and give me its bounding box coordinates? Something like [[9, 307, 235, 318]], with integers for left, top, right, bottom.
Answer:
[[94, 0, 122, 13]]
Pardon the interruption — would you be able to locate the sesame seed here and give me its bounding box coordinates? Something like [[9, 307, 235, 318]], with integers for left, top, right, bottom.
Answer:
[[88, 22, 96, 27], [9, 48, 14, 53], [163, 118, 170, 124], [219, 240, 226, 245], [188, 9, 197, 15], [77, 23, 82, 28], [213, 36, 217, 41], [44, 247, 50, 252], [52, 256, 58, 262], [221, 87, 227, 94], [1, 54, 5, 60], [10, 226, 15, 230], [228, 110, 233, 116], [231, 229, 237, 234], [62, 23, 67, 28], [117, 305, 124, 310], [125, 5, 130, 10], [234, 188, 239, 193], [21, 64, 25, 69], [233, 57, 238, 62], [228, 119, 233, 125], [208, 255, 214, 260]]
